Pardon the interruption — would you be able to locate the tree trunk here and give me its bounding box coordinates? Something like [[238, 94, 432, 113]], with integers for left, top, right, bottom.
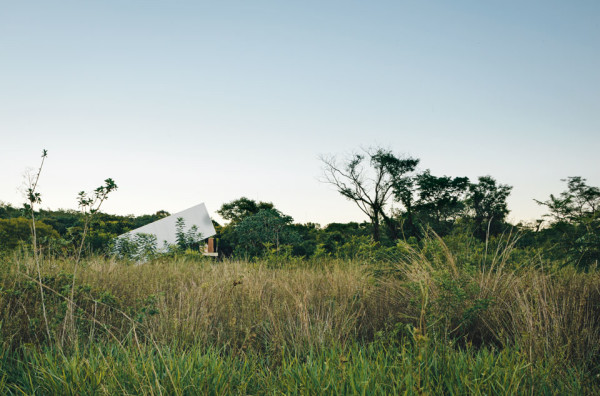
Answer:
[[380, 210, 398, 240], [372, 213, 380, 242], [404, 204, 418, 239]]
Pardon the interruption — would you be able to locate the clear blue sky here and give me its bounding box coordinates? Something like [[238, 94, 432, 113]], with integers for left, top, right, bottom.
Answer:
[[1, 1, 598, 225]]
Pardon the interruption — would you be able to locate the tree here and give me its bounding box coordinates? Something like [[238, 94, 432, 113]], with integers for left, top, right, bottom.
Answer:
[[316, 222, 371, 255], [232, 209, 300, 258], [536, 176, 600, 269], [216, 197, 277, 256], [289, 222, 320, 257], [467, 176, 512, 240], [217, 197, 274, 224], [536, 176, 599, 225], [391, 174, 417, 238], [412, 171, 470, 235], [0, 218, 59, 251], [0, 202, 21, 219], [321, 148, 419, 242]]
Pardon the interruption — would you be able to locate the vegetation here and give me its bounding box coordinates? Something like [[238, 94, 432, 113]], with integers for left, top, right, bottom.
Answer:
[[320, 148, 419, 242], [2, 148, 598, 270], [0, 147, 599, 393], [1, 237, 599, 394], [535, 176, 600, 270]]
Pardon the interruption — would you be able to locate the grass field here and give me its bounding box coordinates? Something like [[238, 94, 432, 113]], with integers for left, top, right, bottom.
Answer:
[[1, 239, 599, 394]]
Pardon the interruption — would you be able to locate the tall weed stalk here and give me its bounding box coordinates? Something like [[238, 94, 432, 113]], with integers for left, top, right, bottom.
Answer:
[[22, 149, 51, 343], [63, 178, 117, 346]]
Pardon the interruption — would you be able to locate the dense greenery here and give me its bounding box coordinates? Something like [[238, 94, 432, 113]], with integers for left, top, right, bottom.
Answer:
[[2, 148, 598, 271], [2, 338, 594, 395], [535, 176, 600, 269], [0, 203, 170, 257], [209, 175, 598, 270], [2, 175, 599, 273]]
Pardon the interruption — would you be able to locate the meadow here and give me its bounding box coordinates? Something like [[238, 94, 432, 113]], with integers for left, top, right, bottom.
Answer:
[[1, 236, 599, 395]]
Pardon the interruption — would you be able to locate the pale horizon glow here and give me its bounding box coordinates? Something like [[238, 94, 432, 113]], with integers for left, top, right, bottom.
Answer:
[[1, 1, 598, 227]]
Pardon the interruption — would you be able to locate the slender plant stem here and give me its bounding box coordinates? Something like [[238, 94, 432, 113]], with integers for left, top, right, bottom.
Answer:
[[28, 150, 52, 343], [65, 186, 114, 345]]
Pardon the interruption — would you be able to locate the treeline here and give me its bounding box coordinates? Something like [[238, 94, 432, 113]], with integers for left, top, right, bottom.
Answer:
[[214, 148, 599, 270], [1, 175, 597, 270], [0, 204, 169, 256], [1, 148, 598, 270]]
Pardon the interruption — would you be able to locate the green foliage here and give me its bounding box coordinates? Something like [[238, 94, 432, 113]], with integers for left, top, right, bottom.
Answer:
[[429, 270, 493, 341], [216, 198, 279, 257], [260, 244, 304, 268], [175, 217, 204, 251], [538, 176, 600, 223], [321, 147, 419, 241], [76, 179, 118, 217], [1, 208, 171, 258], [74, 178, 118, 258], [217, 197, 274, 224], [233, 209, 301, 258], [1, 147, 596, 276], [537, 176, 600, 269], [0, 335, 596, 395], [467, 176, 513, 239], [288, 223, 320, 257], [411, 170, 470, 236], [110, 217, 207, 262], [21, 149, 48, 218], [111, 233, 159, 262], [0, 218, 59, 251], [0, 271, 119, 345], [1, 249, 599, 393], [0, 202, 22, 219], [322, 148, 515, 244], [314, 222, 371, 255]]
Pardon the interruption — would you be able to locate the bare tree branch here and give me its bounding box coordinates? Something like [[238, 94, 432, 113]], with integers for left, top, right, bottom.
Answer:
[[319, 148, 419, 241]]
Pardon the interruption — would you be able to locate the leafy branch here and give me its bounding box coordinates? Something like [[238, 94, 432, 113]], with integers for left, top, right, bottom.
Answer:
[[63, 178, 118, 346]]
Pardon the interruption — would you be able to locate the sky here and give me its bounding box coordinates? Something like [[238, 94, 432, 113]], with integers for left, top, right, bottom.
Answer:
[[1, 1, 599, 226]]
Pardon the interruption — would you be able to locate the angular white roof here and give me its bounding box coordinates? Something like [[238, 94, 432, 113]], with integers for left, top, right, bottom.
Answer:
[[120, 203, 216, 249]]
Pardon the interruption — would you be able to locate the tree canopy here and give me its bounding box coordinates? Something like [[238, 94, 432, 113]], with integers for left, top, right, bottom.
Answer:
[[536, 177, 600, 269], [467, 176, 512, 239], [217, 197, 275, 224], [321, 148, 419, 241]]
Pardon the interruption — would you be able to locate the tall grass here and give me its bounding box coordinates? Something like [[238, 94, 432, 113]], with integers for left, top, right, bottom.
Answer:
[[374, 234, 600, 366], [2, 338, 595, 395], [1, 236, 599, 393]]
